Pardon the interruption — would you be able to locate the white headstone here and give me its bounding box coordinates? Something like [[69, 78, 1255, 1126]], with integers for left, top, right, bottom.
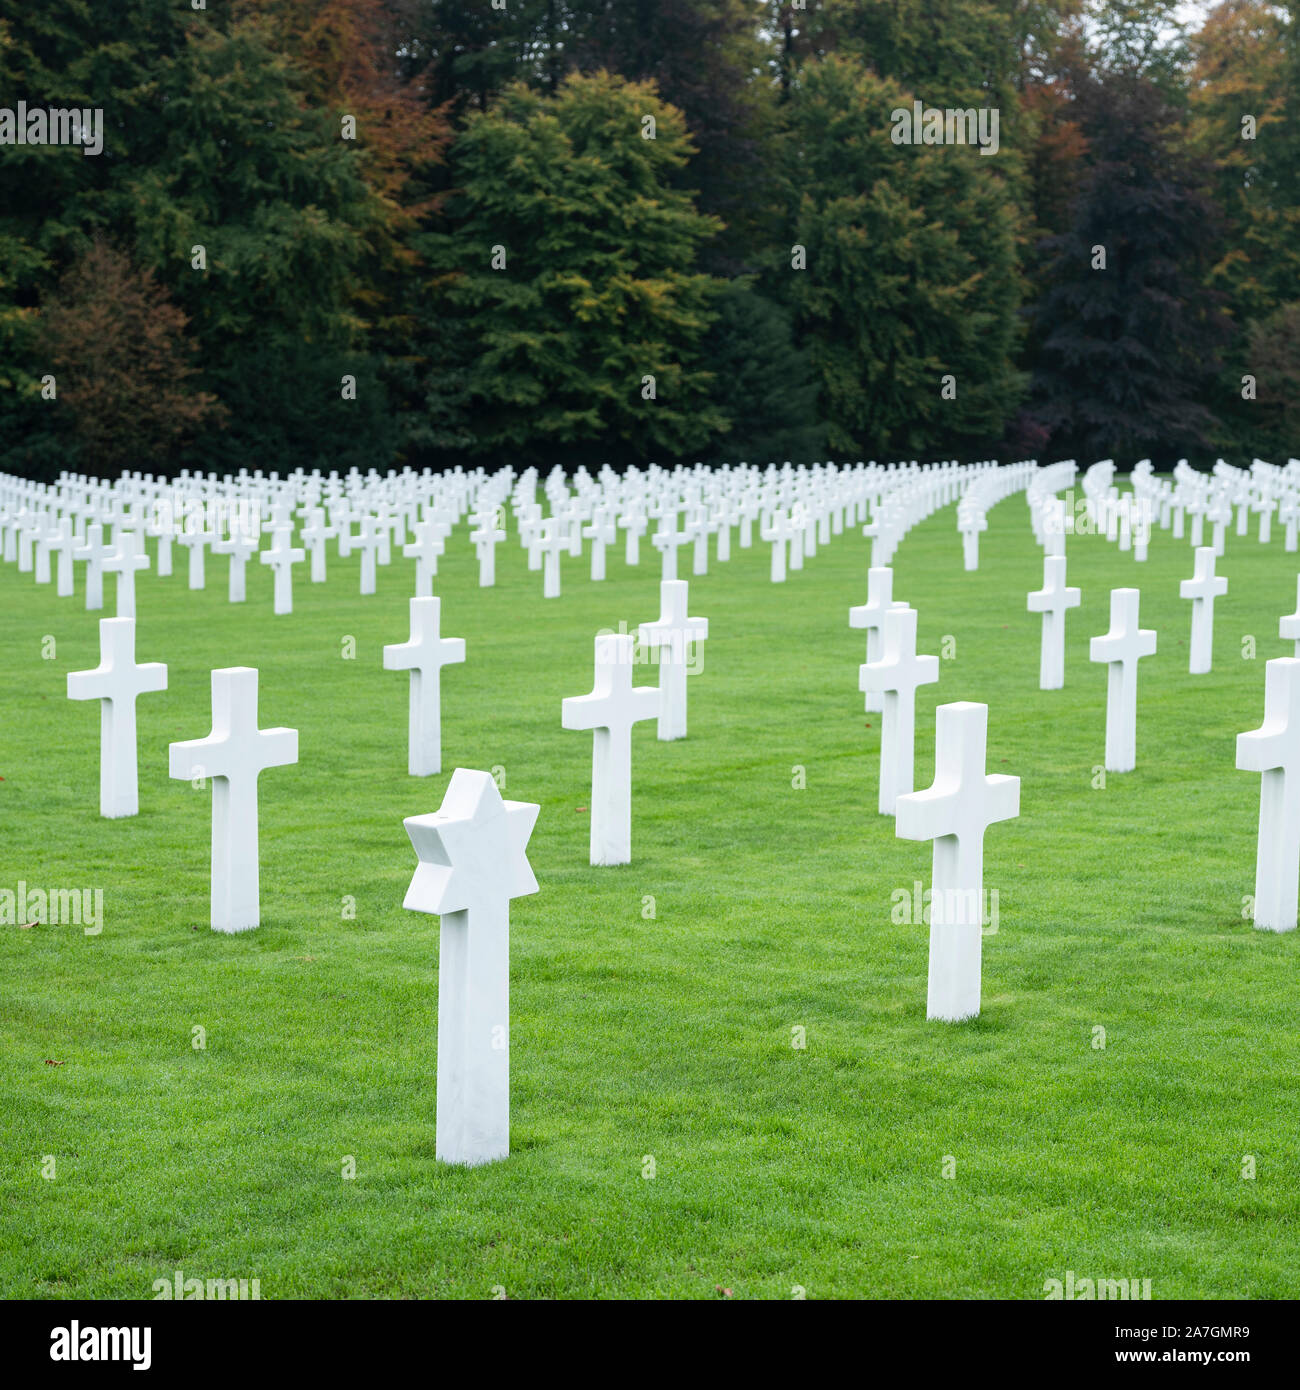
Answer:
[[102, 530, 150, 620], [67, 617, 168, 818], [651, 515, 690, 584], [584, 512, 616, 582], [356, 514, 381, 596], [49, 517, 76, 597], [404, 518, 445, 597], [72, 522, 110, 611], [1236, 658, 1300, 932], [168, 667, 298, 932], [621, 509, 647, 566], [1179, 546, 1228, 674], [637, 579, 708, 741], [383, 596, 465, 776], [1280, 575, 1300, 657], [259, 525, 304, 615], [861, 605, 939, 815], [178, 519, 215, 590], [470, 514, 505, 588], [539, 518, 568, 599], [214, 525, 260, 604], [403, 768, 539, 1165], [896, 701, 1019, 1022], [849, 566, 902, 712], [301, 508, 335, 583], [760, 509, 796, 583], [561, 633, 659, 865], [1089, 588, 1157, 772], [1027, 554, 1081, 690]]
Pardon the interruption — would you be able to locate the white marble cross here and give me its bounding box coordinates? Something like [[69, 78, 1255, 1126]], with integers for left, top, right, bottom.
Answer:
[[16, 508, 40, 571], [562, 633, 660, 865], [651, 514, 691, 583], [637, 580, 708, 741], [214, 525, 260, 603], [404, 518, 445, 597], [356, 514, 381, 595], [470, 513, 505, 587], [958, 510, 987, 571], [760, 509, 796, 583], [1027, 554, 1081, 690], [301, 508, 335, 583], [584, 512, 617, 581], [1089, 588, 1157, 772], [787, 504, 807, 571], [1280, 497, 1300, 553], [713, 500, 735, 563], [684, 508, 710, 576], [861, 605, 940, 815], [72, 522, 111, 611], [383, 596, 465, 776], [259, 525, 304, 614], [34, 513, 60, 584], [102, 530, 150, 619], [539, 518, 568, 599], [896, 701, 1019, 1022], [1236, 658, 1300, 931], [620, 509, 648, 566], [178, 519, 216, 590], [168, 667, 298, 933], [1280, 576, 1300, 656], [403, 768, 539, 1165], [849, 566, 902, 712], [1179, 546, 1228, 674], [334, 506, 357, 558], [1207, 494, 1232, 557], [49, 516, 75, 597], [67, 617, 168, 818]]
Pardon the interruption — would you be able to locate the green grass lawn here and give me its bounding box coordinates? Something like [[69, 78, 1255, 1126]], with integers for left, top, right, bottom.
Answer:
[[2, 488, 1299, 1299]]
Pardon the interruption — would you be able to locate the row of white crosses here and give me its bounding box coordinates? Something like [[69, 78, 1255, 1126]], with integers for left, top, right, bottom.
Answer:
[[955, 459, 1037, 571], [509, 459, 1023, 596], [1, 466, 510, 617], [21, 453, 1298, 622], [1114, 457, 1300, 562]]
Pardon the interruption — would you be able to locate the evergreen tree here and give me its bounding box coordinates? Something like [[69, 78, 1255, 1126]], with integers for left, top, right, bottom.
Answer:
[[427, 71, 725, 466], [781, 54, 1026, 456], [699, 281, 824, 462], [1031, 68, 1233, 460]]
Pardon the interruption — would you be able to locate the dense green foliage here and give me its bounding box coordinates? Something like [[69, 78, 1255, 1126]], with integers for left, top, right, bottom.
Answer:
[[0, 0, 1297, 477]]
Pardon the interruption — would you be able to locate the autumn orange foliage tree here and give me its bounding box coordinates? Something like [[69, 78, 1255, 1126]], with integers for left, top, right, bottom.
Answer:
[[234, 0, 451, 345], [38, 241, 223, 472]]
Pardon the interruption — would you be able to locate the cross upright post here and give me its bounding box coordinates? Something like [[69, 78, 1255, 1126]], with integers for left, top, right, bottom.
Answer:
[[169, 667, 298, 932]]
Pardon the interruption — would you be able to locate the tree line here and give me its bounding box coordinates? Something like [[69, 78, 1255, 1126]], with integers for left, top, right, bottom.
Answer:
[[0, 0, 1296, 480]]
